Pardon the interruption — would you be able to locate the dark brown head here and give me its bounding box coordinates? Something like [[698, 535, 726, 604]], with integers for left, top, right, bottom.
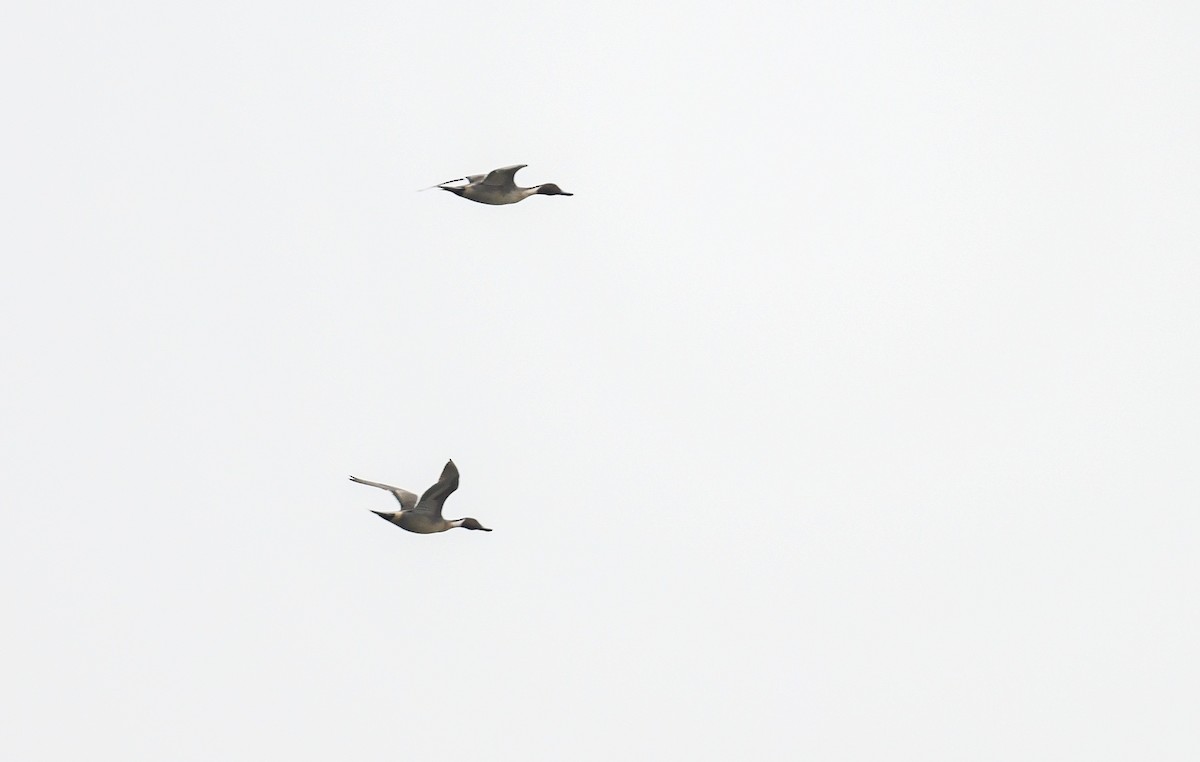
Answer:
[[439, 185, 467, 197], [458, 517, 492, 531], [536, 183, 573, 196]]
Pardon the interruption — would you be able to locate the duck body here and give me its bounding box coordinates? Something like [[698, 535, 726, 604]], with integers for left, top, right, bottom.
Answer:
[[350, 460, 491, 534], [435, 164, 572, 206], [378, 511, 475, 534]]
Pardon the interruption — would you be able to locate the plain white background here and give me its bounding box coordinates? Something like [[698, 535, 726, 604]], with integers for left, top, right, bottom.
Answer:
[[2, 1, 1197, 759]]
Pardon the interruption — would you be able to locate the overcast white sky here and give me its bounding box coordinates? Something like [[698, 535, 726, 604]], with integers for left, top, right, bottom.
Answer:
[[3, 1, 1198, 759]]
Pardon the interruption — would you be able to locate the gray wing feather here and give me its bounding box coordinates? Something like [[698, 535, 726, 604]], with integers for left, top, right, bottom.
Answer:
[[413, 460, 460, 517], [482, 165, 527, 187], [349, 476, 419, 511]]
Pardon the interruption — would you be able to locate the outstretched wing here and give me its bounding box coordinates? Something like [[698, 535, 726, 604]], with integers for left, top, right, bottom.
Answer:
[[413, 460, 460, 517], [419, 172, 487, 191], [349, 476, 419, 511], [482, 165, 527, 187]]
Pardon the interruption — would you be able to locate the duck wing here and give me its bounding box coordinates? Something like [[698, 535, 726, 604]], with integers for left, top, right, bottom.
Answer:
[[481, 165, 527, 187], [418, 172, 488, 191], [348, 476, 419, 511], [413, 460, 460, 517]]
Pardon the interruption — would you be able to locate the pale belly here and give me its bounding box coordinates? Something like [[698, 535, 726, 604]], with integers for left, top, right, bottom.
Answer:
[[396, 512, 448, 533], [462, 186, 526, 205]]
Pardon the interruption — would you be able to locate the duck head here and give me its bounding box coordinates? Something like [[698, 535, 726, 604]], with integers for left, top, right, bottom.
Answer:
[[457, 517, 493, 531], [535, 183, 573, 196]]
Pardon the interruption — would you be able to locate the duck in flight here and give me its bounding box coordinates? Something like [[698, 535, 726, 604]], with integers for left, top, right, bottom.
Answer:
[[429, 164, 573, 205], [350, 460, 492, 533]]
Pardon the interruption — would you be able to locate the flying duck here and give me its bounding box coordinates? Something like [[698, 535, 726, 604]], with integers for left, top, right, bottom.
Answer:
[[430, 164, 573, 205], [350, 460, 491, 533]]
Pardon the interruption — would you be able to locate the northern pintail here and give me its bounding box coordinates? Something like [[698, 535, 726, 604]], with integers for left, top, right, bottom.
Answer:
[[431, 164, 573, 205], [350, 460, 492, 534]]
